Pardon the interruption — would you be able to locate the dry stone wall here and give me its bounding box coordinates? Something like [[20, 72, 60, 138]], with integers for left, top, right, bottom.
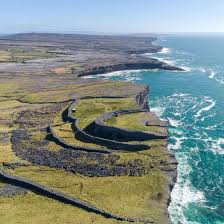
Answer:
[[92, 109, 167, 141], [0, 169, 151, 223]]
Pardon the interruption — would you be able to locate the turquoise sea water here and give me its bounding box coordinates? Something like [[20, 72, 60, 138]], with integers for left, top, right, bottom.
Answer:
[[85, 35, 224, 224]]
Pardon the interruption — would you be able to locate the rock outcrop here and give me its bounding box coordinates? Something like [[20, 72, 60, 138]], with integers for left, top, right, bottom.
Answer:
[[78, 60, 184, 77]]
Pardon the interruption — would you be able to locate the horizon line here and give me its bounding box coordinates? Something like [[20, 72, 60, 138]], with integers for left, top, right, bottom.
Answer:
[[1, 31, 224, 37]]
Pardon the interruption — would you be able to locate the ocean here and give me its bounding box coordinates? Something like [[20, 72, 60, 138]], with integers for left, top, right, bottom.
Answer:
[[85, 35, 224, 224]]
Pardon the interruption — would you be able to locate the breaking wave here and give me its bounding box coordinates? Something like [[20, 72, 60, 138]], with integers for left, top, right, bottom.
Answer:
[[151, 56, 176, 66], [196, 67, 224, 85], [82, 69, 145, 81], [194, 97, 216, 119], [159, 47, 171, 54], [150, 90, 223, 223], [82, 35, 224, 223], [211, 138, 224, 155]]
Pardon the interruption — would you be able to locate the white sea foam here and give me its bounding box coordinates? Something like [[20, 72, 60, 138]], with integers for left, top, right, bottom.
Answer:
[[150, 106, 165, 118], [169, 153, 206, 224], [173, 180, 205, 205], [197, 67, 224, 85], [172, 93, 190, 97], [168, 118, 182, 127], [82, 69, 144, 80], [198, 67, 207, 73], [173, 112, 182, 117], [151, 56, 176, 66], [200, 113, 216, 122], [82, 75, 97, 79], [159, 47, 171, 54], [197, 67, 217, 79], [152, 93, 209, 223], [205, 69, 224, 86], [180, 66, 192, 72], [169, 181, 205, 224], [168, 131, 188, 151], [141, 52, 153, 56], [170, 129, 184, 135], [175, 50, 194, 56], [194, 135, 224, 155], [194, 97, 216, 118], [214, 76, 224, 85], [203, 124, 218, 130], [197, 67, 216, 79], [209, 71, 216, 79], [211, 138, 224, 155], [168, 137, 184, 151], [125, 76, 141, 82], [144, 49, 191, 73], [101, 70, 143, 77]]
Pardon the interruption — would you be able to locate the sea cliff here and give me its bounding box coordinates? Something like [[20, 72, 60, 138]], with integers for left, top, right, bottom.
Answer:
[[0, 33, 178, 224]]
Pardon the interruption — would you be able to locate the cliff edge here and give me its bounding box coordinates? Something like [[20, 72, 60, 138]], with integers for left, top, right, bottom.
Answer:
[[0, 33, 178, 224]]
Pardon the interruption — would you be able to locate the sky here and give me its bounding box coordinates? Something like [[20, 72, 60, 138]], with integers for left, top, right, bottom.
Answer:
[[0, 0, 224, 34]]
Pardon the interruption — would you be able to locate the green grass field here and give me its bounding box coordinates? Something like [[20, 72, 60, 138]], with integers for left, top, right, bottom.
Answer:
[[0, 75, 173, 224], [75, 97, 138, 129], [7, 165, 170, 223], [106, 112, 167, 135]]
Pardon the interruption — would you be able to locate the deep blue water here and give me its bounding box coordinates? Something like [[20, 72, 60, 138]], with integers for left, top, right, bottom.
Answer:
[[85, 35, 224, 224]]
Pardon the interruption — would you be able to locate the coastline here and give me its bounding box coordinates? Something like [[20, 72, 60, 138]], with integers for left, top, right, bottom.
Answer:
[[0, 33, 179, 223], [77, 49, 180, 221], [78, 56, 184, 78]]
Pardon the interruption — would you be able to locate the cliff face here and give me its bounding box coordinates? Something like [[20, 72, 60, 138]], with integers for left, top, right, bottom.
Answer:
[[136, 85, 150, 109], [78, 61, 184, 77], [0, 33, 177, 224]]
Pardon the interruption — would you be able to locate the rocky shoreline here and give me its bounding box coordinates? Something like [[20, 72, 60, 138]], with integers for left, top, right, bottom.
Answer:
[[78, 59, 184, 77], [0, 33, 178, 224]]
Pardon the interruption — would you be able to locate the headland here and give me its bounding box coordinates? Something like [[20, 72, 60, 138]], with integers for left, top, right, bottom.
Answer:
[[0, 33, 179, 224]]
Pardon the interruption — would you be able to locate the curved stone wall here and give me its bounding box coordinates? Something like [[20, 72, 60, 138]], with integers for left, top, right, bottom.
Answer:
[[92, 109, 167, 141], [49, 125, 111, 154], [51, 89, 171, 152], [0, 169, 149, 223], [67, 100, 149, 152], [51, 100, 150, 153], [67, 101, 79, 122], [75, 123, 149, 151]]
